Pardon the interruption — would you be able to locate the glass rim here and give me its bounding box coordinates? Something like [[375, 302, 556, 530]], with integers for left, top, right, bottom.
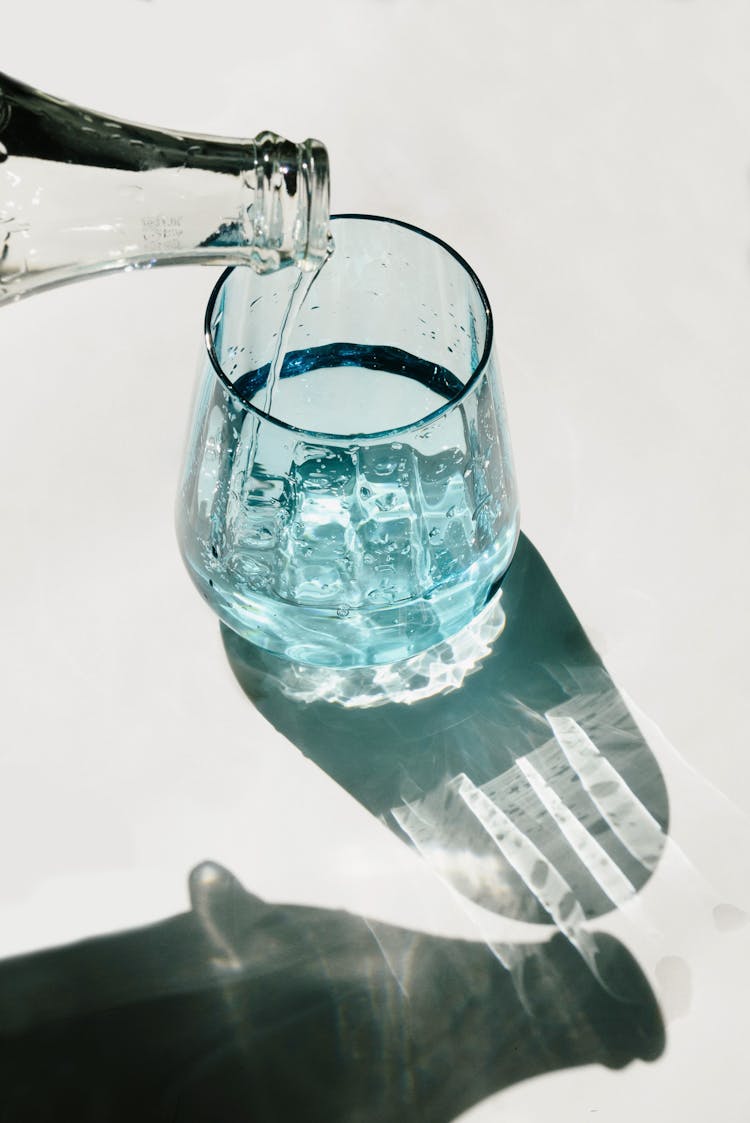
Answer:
[[203, 212, 495, 442]]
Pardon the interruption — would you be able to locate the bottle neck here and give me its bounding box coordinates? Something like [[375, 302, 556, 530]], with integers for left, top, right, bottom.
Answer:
[[0, 73, 330, 304]]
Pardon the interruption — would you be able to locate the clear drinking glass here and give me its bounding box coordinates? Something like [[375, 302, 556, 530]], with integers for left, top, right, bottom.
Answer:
[[177, 215, 519, 666]]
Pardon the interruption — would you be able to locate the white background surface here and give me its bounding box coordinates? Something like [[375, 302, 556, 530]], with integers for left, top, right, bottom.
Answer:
[[2, 2, 750, 1119]]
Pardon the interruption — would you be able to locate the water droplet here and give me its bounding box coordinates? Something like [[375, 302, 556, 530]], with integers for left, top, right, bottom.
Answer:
[[0, 142, 7, 163], [446, 505, 456, 518], [336, 605, 350, 618], [360, 486, 372, 499]]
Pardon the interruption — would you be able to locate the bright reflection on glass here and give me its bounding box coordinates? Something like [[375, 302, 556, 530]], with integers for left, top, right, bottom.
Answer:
[[252, 587, 506, 708]]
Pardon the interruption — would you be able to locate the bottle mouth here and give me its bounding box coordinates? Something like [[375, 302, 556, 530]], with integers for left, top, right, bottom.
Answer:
[[297, 138, 331, 270], [243, 132, 331, 274]]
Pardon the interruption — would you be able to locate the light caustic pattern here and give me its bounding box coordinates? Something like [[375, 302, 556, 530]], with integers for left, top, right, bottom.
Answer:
[[393, 681, 668, 932]]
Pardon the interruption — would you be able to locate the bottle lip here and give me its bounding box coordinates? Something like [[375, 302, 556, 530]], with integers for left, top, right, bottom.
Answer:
[[298, 139, 330, 268], [203, 212, 495, 442]]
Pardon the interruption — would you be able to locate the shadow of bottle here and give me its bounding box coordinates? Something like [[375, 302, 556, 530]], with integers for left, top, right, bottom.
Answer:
[[0, 537, 669, 1119], [0, 862, 664, 1122], [222, 533, 670, 926]]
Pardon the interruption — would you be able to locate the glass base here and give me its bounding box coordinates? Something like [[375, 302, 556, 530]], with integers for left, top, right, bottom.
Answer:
[[182, 529, 518, 668]]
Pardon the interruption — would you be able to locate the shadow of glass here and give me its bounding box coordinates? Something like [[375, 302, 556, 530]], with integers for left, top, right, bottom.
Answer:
[[0, 862, 664, 1122], [223, 533, 670, 926]]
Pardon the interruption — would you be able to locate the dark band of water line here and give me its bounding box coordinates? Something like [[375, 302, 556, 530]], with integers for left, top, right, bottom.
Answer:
[[232, 342, 465, 407]]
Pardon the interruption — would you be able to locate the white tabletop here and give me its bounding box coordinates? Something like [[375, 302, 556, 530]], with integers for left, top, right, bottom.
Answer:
[[2, 3, 750, 1120]]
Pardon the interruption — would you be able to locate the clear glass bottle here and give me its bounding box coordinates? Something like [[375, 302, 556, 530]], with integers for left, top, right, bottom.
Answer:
[[0, 72, 330, 304]]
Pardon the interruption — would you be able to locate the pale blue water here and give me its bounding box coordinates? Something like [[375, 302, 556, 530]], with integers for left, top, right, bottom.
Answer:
[[180, 343, 518, 666]]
